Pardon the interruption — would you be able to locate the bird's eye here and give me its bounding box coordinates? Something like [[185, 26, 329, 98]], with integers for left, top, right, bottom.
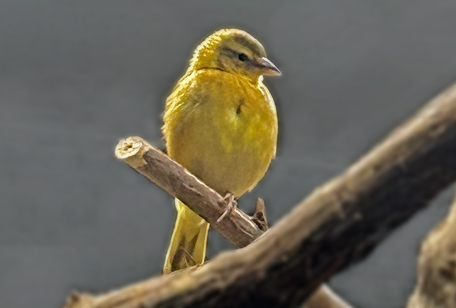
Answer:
[[238, 53, 249, 62]]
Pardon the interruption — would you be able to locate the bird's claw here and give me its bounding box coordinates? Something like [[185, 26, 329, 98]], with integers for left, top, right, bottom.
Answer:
[[217, 192, 237, 223]]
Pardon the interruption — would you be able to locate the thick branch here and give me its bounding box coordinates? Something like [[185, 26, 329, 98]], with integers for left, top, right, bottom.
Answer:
[[407, 191, 456, 308], [68, 82, 456, 308]]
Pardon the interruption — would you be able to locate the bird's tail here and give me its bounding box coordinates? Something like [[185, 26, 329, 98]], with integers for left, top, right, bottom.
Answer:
[[163, 199, 210, 274]]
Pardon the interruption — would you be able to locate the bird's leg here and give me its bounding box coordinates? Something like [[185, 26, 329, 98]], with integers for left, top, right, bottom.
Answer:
[[217, 192, 238, 223]]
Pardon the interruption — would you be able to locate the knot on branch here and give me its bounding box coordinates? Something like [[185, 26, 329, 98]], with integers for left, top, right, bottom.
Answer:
[[252, 198, 268, 232], [64, 291, 94, 308]]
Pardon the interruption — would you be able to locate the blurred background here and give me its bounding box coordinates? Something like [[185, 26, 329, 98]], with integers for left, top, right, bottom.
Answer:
[[1, 0, 456, 307]]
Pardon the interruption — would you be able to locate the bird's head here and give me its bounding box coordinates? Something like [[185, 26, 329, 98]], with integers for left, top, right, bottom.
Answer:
[[190, 29, 281, 81]]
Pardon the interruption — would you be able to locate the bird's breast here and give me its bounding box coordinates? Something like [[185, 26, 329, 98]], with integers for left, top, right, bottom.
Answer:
[[165, 70, 278, 196]]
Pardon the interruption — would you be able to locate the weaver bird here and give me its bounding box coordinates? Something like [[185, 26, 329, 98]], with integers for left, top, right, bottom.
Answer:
[[162, 28, 280, 274]]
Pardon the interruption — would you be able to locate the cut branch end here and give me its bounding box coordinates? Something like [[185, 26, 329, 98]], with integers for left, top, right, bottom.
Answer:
[[115, 137, 149, 168]]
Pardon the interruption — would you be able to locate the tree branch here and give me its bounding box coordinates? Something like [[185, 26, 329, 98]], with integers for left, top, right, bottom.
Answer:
[[65, 82, 456, 308], [407, 191, 456, 308], [114, 136, 263, 248], [112, 137, 349, 307]]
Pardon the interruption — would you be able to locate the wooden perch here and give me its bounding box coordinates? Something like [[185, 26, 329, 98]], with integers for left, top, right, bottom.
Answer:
[[113, 138, 348, 307], [65, 82, 456, 308], [114, 136, 263, 248], [407, 191, 456, 308]]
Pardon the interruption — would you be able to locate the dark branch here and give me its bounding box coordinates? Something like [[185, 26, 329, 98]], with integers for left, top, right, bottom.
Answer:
[[66, 82, 456, 308]]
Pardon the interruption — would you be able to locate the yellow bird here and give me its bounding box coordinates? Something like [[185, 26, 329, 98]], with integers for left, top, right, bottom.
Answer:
[[162, 28, 280, 274]]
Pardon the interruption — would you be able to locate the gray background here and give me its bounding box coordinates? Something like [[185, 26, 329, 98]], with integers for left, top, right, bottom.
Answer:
[[1, 0, 456, 307]]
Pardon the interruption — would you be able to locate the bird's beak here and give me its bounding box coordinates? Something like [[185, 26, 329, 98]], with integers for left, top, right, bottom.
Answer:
[[258, 57, 282, 76]]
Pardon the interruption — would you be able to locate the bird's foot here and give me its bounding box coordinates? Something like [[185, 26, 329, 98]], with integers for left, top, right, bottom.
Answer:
[[217, 192, 237, 223]]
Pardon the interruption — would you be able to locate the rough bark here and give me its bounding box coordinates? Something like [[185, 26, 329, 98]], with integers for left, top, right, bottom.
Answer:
[[407, 192, 456, 308], [113, 137, 349, 307], [114, 136, 264, 248], [65, 82, 456, 308]]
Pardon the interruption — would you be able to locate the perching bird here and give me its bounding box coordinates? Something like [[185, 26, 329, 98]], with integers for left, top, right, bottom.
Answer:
[[162, 28, 280, 274]]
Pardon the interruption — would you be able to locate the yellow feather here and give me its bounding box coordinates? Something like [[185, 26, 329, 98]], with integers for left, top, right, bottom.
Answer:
[[162, 29, 279, 273]]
